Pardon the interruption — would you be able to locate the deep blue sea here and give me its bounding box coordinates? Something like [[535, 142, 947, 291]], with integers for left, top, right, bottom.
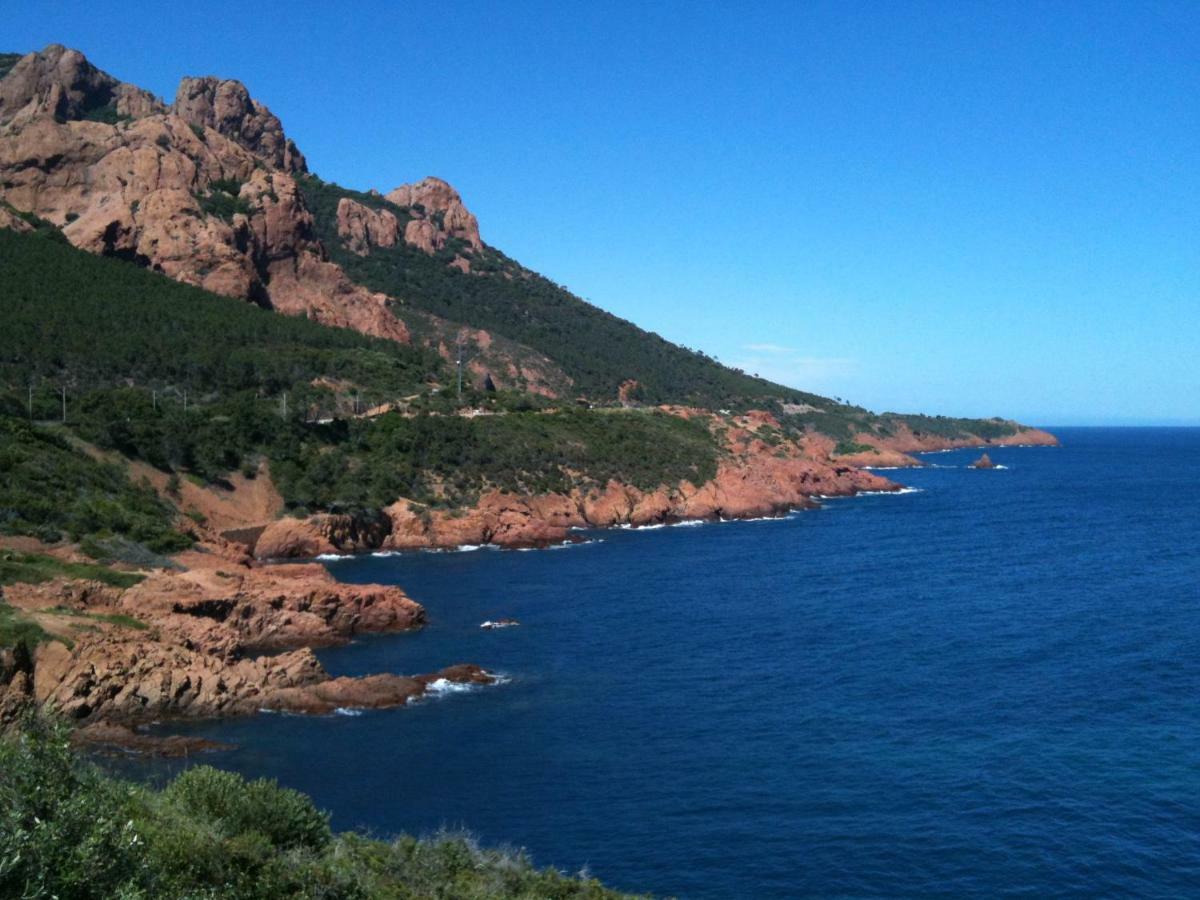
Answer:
[[134, 428, 1200, 898]]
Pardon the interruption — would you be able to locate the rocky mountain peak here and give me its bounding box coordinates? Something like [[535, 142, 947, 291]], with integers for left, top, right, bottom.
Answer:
[[173, 75, 306, 174], [0, 44, 164, 126], [385, 177, 482, 253]]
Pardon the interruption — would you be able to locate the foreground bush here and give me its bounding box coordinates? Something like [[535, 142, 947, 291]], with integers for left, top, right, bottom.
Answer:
[[0, 718, 644, 899]]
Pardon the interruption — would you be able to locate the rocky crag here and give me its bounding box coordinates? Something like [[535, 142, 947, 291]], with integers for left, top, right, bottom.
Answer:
[[0, 542, 495, 753], [0, 45, 560, 389]]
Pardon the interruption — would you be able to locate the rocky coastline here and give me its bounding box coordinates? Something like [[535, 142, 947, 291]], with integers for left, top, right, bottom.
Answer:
[[0, 544, 498, 755], [0, 410, 1058, 755], [251, 421, 1059, 560]]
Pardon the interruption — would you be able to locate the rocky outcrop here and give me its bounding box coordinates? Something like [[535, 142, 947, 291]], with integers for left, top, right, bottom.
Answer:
[[385, 177, 482, 269], [875, 423, 1058, 453], [336, 197, 399, 255], [971, 453, 996, 469], [0, 46, 408, 344], [1, 551, 494, 734], [0, 44, 163, 126], [30, 635, 492, 724], [255, 512, 392, 561], [173, 75, 306, 173]]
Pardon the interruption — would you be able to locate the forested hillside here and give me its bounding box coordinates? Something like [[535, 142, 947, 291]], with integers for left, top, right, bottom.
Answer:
[[299, 176, 827, 408], [0, 228, 725, 520]]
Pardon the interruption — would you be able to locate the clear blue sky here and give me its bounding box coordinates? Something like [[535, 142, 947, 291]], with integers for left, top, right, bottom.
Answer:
[[7, 1, 1198, 424]]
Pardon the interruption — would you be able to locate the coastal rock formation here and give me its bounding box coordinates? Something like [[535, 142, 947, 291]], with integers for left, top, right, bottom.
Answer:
[[971, 453, 996, 469], [876, 423, 1058, 453], [253, 412, 900, 558], [0, 549, 493, 736]]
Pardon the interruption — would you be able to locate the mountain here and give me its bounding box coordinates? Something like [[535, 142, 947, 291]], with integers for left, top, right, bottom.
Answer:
[[0, 42, 1055, 836], [0, 43, 1056, 559], [0, 44, 860, 407]]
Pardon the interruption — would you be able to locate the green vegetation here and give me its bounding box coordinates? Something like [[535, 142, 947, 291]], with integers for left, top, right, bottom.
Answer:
[[79, 97, 132, 126], [0, 229, 722, 522], [0, 602, 48, 650], [197, 179, 251, 222], [0, 417, 189, 552], [0, 718, 644, 899], [833, 440, 877, 456], [0, 227, 441, 397], [0, 550, 144, 589], [882, 414, 1019, 441], [1, 201, 70, 243], [272, 407, 720, 511], [298, 175, 826, 408], [0, 218, 1023, 538]]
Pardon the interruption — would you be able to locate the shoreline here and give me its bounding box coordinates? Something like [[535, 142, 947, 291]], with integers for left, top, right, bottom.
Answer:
[[1, 429, 1057, 754]]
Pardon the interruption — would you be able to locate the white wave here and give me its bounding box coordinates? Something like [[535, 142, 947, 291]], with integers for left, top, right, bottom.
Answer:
[[426, 677, 479, 695], [370, 550, 401, 558], [549, 538, 603, 549], [856, 486, 923, 496], [994, 464, 1009, 470], [315, 552, 353, 561], [334, 707, 364, 717]]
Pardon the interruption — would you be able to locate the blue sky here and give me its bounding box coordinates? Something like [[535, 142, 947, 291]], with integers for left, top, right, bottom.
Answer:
[[7, 1, 1198, 424]]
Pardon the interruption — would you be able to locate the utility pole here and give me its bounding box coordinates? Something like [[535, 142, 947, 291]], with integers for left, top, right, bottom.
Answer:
[[281, 391, 288, 420], [152, 389, 157, 412], [61, 384, 66, 423], [27, 382, 33, 420]]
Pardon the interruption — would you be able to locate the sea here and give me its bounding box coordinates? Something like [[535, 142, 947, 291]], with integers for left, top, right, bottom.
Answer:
[[129, 427, 1200, 898]]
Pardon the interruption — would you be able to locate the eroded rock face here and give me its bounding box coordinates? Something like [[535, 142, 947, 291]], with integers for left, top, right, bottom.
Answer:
[[173, 75, 307, 173], [0, 551, 500, 730], [384, 177, 482, 269], [0, 47, 410, 344], [336, 197, 399, 255], [0, 45, 164, 126], [116, 561, 425, 655]]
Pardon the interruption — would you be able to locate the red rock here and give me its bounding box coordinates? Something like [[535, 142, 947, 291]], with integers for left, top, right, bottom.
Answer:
[[173, 75, 306, 173], [386, 177, 483, 256], [336, 197, 400, 255]]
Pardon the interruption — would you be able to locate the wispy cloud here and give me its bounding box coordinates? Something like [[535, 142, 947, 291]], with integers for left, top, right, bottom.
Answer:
[[731, 344, 858, 392], [742, 342, 797, 354]]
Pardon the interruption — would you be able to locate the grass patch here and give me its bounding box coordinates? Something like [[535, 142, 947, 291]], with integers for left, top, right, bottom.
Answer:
[[0, 551, 144, 589], [834, 440, 878, 456], [0, 601, 50, 649], [46, 607, 149, 631]]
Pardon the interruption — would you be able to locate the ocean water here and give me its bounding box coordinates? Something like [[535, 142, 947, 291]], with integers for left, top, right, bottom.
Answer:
[[135, 428, 1200, 898]]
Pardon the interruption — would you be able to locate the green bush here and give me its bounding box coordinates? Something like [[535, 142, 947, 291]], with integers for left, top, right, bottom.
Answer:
[[0, 416, 190, 553], [0, 719, 645, 898]]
